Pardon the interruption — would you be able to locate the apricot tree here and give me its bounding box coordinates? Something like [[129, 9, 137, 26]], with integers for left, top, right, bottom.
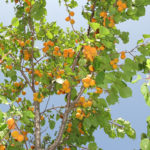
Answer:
[[0, 0, 150, 150]]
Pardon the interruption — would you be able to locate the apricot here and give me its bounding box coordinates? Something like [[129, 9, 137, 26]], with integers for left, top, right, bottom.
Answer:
[[89, 65, 94, 72], [68, 123, 72, 127], [22, 91, 26, 95], [7, 118, 15, 130], [65, 16, 70, 22], [0, 145, 5, 150], [112, 64, 117, 69], [11, 130, 19, 139], [76, 112, 81, 118], [69, 11, 74, 16], [35, 81, 39, 85], [16, 97, 22, 103], [70, 19, 75, 24], [77, 108, 82, 113], [17, 134, 24, 142]]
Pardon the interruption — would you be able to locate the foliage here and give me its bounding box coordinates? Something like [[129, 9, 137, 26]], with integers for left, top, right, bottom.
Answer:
[[0, 0, 150, 150]]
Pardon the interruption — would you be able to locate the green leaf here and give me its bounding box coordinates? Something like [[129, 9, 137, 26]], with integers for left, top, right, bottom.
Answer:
[[96, 71, 105, 86], [49, 119, 55, 129], [0, 110, 3, 123], [140, 138, 150, 150], [0, 95, 8, 104], [119, 87, 132, 98], [88, 142, 97, 150], [132, 74, 142, 83], [89, 22, 100, 31], [0, 123, 7, 131], [141, 83, 150, 106], [146, 59, 150, 69], [46, 31, 53, 39], [23, 111, 34, 119], [11, 17, 19, 27], [99, 26, 110, 36], [143, 34, 150, 39]]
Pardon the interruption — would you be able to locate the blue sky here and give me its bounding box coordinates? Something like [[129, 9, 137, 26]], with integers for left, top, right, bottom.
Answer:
[[0, 1, 150, 150]]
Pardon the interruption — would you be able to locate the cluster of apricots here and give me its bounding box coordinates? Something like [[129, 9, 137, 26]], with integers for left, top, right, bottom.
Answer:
[[28, 106, 34, 112], [110, 58, 119, 69], [99, 11, 107, 26], [117, 0, 127, 12], [95, 87, 103, 94], [108, 16, 115, 28], [11, 130, 25, 142], [83, 45, 97, 62], [63, 48, 75, 58], [82, 75, 96, 88], [14, 81, 24, 88], [99, 11, 115, 27], [120, 51, 126, 59], [5, 64, 13, 70], [65, 11, 75, 24], [76, 107, 91, 120], [78, 122, 84, 135], [66, 122, 72, 133], [57, 80, 71, 94], [33, 93, 44, 103], [76, 97, 93, 108], [7, 118, 15, 130], [53, 46, 62, 56], [25, 68, 32, 75], [34, 69, 43, 77], [56, 69, 65, 79], [23, 50, 31, 61], [42, 40, 54, 53]]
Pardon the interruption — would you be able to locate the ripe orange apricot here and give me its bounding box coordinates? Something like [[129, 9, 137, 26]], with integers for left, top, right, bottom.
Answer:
[[114, 58, 119, 63], [68, 122, 72, 128], [70, 19, 75, 24], [0, 145, 5, 150], [77, 108, 82, 113], [89, 65, 94, 72], [76, 112, 81, 118], [112, 64, 118, 69], [7, 118, 15, 130], [91, 18, 96, 22], [67, 127, 72, 133], [117, 0, 122, 6], [17, 134, 24, 142], [87, 101, 92, 107], [20, 41, 25, 47], [65, 16, 70, 21], [69, 11, 75, 16], [90, 79, 96, 86], [22, 91, 26, 95], [118, 7, 123, 12], [11, 130, 19, 139], [35, 81, 39, 85]]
